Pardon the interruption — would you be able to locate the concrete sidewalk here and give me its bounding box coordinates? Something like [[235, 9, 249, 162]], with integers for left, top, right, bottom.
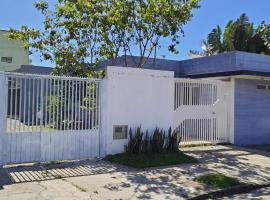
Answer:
[[0, 145, 270, 199]]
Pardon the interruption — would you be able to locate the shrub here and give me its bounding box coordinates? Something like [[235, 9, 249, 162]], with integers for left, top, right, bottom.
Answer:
[[125, 127, 143, 154], [166, 127, 181, 152], [141, 130, 151, 153], [151, 128, 165, 153], [125, 126, 181, 154]]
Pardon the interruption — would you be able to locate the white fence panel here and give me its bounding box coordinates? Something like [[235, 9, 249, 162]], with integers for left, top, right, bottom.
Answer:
[[174, 78, 230, 145], [1, 72, 102, 165], [40, 131, 99, 162]]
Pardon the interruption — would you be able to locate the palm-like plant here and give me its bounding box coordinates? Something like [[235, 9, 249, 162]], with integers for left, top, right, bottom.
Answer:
[[189, 14, 270, 58]]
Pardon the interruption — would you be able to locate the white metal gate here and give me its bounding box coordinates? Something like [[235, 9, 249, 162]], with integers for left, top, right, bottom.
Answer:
[[174, 78, 231, 145], [0, 73, 102, 165]]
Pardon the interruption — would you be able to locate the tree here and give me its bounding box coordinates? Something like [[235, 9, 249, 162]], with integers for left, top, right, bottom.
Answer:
[[189, 14, 270, 58], [9, 0, 106, 77], [8, 0, 200, 76], [119, 0, 200, 67]]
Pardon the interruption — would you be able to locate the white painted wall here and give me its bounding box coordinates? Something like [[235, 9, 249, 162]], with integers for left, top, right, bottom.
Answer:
[[101, 66, 174, 156]]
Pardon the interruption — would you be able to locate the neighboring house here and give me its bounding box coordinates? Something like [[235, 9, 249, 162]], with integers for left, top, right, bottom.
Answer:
[[0, 30, 30, 71], [0, 29, 53, 124], [99, 51, 270, 146]]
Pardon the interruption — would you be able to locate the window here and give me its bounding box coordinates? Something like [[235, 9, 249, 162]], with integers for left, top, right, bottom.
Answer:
[[257, 85, 267, 90], [183, 86, 200, 105], [1, 57, 12, 63]]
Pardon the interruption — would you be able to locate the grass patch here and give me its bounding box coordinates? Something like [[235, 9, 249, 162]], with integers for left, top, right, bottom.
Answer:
[[105, 152, 198, 169], [194, 173, 242, 188]]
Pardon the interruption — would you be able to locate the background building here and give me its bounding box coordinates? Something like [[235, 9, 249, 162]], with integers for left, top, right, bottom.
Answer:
[[0, 30, 30, 71]]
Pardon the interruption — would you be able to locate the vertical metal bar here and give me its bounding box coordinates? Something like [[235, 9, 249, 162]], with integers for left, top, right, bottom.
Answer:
[[178, 82, 180, 108], [53, 79, 56, 130], [18, 78, 22, 132], [36, 78, 40, 132], [25, 77, 31, 132], [60, 79, 63, 131], [64, 79, 67, 131], [78, 81, 82, 130], [180, 82, 183, 106], [91, 81, 94, 130], [183, 82, 186, 105], [176, 82, 178, 109], [72, 80, 75, 130], [184, 121, 186, 145], [40, 78, 44, 132], [211, 84, 214, 105], [98, 81, 101, 158], [44, 78, 48, 131], [55, 79, 58, 130], [81, 80, 85, 130], [67, 80, 71, 131], [98, 81, 101, 130], [57, 79, 60, 131], [202, 83, 205, 105], [198, 119, 201, 143], [23, 78, 26, 132], [95, 82, 99, 129], [27, 78, 31, 132], [64, 80, 69, 130], [191, 83, 194, 106], [49, 78, 52, 130], [174, 82, 176, 110], [93, 82, 96, 129], [87, 81, 92, 130], [9, 77, 13, 132], [70, 79, 73, 130], [14, 77, 18, 132], [31, 78, 35, 132], [86, 81, 90, 130], [74, 80, 78, 130]]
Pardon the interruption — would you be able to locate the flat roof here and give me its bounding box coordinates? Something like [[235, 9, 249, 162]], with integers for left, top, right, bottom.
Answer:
[[180, 70, 270, 78]]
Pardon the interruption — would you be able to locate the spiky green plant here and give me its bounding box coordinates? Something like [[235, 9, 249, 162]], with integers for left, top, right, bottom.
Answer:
[[141, 130, 151, 153], [125, 126, 144, 154], [166, 127, 181, 152], [150, 128, 165, 153]]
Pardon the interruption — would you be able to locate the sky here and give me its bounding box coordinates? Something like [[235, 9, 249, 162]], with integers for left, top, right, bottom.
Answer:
[[1, 0, 270, 67]]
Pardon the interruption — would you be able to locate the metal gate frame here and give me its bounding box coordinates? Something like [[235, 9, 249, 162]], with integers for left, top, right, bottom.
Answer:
[[173, 78, 231, 146], [0, 72, 102, 165]]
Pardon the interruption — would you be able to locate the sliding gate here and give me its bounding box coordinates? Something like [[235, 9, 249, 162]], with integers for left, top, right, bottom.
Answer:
[[0, 73, 102, 165], [174, 78, 231, 145]]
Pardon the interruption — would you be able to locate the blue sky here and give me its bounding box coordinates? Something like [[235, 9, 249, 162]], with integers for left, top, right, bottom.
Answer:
[[1, 0, 270, 67]]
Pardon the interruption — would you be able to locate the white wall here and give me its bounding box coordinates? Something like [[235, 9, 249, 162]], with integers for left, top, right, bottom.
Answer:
[[101, 66, 174, 156]]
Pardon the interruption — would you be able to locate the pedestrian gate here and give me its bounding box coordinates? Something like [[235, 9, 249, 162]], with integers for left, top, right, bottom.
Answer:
[[174, 78, 231, 145]]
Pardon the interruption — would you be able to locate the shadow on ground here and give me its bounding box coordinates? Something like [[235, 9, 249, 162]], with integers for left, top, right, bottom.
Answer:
[[99, 145, 270, 199], [0, 160, 134, 189], [183, 145, 270, 184], [1, 145, 270, 199]]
